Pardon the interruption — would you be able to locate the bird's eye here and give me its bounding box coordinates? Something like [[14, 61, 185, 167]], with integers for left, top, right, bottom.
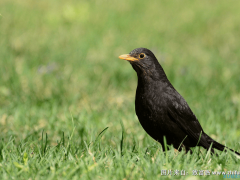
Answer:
[[139, 53, 145, 59]]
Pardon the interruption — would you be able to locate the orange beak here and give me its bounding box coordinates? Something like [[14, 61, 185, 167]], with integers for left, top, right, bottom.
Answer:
[[118, 54, 138, 61]]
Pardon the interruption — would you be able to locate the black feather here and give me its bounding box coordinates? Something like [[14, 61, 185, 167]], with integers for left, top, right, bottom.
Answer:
[[121, 47, 240, 156]]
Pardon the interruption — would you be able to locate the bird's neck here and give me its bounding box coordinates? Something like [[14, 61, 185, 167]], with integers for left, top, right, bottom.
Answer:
[[136, 65, 169, 85]]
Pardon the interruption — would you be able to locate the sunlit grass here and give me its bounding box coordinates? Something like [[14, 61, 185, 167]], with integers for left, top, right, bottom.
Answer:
[[0, 0, 240, 179]]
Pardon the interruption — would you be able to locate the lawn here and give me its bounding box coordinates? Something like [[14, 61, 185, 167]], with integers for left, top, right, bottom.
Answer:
[[0, 0, 240, 179]]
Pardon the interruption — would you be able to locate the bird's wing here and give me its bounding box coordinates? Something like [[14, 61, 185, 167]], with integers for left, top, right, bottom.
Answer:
[[164, 87, 209, 147]]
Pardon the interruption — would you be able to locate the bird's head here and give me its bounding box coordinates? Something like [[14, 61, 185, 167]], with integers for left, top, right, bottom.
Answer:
[[119, 48, 166, 80]]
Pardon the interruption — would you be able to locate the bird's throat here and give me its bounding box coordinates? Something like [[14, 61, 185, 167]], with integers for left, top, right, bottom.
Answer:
[[131, 63, 168, 84]]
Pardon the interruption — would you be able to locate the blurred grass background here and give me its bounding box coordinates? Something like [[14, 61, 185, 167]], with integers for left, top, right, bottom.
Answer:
[[1, 0, 240, 179]]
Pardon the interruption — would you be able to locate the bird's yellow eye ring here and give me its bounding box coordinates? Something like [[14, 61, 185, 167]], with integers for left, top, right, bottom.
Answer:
[[139, 53, 145, 59]]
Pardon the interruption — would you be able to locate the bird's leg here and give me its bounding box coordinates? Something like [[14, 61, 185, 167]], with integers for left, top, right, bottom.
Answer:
[[185, 146, 193, 154]]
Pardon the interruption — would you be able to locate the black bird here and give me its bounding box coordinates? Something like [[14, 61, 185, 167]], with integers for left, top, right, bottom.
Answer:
[[119, 47, 240, 155]]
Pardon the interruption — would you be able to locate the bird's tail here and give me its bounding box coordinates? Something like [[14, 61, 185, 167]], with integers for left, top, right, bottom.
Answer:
[[212, 140, 240, 156]]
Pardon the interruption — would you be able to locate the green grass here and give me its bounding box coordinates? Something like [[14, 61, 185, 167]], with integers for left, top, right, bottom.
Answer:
[[1, 0, 240, 179]]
